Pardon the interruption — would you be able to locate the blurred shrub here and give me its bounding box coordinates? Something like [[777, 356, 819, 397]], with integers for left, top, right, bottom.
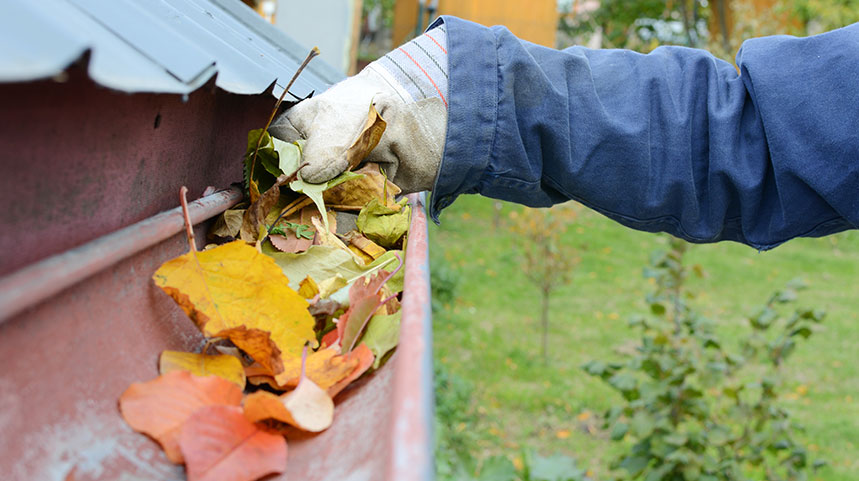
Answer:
[[583, 238, 825, 480]]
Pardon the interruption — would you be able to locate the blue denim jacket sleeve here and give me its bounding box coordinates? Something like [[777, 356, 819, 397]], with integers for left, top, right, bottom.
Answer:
[[429, 16, 859, 250]]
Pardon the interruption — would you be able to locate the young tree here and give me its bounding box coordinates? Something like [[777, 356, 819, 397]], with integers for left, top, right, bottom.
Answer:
[[510, 206, 580, 361]]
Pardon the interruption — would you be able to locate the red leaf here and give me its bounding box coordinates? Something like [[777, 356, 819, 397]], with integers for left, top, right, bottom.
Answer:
[[118, 371, 242, 464], [337, 271, 389, 353], [180, 405, 287, 481]]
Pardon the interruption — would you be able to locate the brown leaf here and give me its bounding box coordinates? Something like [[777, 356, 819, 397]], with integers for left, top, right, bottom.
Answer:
[[323, 163, 401, 210], [180, 405, 287, 481], [241, 174, 291, 243], [209, 209, 245, 239], [345, 105, 387, 172], [118, 371, 242, 464]]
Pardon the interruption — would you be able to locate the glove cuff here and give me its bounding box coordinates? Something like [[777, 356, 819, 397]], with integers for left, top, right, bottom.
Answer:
[[367, 25, 449, 108]]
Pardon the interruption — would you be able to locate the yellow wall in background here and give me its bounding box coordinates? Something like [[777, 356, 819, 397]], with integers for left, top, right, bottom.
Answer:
[[393, 0, 557, 48]]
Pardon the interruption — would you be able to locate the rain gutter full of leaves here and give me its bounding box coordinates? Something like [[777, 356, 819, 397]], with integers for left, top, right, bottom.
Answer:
[[0, 186, 243, 324]]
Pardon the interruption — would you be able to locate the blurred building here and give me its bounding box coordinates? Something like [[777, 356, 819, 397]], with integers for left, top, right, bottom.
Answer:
[[393, 0, 558, 47], [244, 0, 363, 75]]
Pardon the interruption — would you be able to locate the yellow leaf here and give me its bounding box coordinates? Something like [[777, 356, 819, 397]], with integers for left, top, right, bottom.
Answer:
[[556, 429, 571, 439], [298, 276, 319, 299], [153, 240, 316, 375], [159, 350, 246, 389], [317, 274, 348, 299], [344, 231, 387, 261]]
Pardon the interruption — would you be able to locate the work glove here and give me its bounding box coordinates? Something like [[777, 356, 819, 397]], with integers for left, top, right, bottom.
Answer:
[[269, 26, 449, 194]]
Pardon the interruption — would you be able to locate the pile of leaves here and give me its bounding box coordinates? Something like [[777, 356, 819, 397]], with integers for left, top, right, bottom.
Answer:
[[118, 100, 410, 481]]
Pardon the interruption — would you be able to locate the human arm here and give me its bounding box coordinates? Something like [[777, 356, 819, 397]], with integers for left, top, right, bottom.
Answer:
[[272, 17, 859, 250], [434, 17, 859, 250]]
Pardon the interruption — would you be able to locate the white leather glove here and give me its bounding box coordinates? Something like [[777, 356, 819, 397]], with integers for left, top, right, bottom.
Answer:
[[269, 26, 449, 194]]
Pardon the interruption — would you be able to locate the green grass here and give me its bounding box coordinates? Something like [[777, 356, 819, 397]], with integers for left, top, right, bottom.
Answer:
[[430, 195, 859, 480]]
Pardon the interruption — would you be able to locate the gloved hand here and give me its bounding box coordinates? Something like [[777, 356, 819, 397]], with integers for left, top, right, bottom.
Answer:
[[269, 26, 449, 194]]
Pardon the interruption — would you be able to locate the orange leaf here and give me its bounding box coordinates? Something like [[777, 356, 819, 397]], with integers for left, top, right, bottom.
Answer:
[[159, 350, 246, 389], [152, 240, 316, 374], [328, 343, 375, 398], [180, 405, 287, 481], [118, 371, 242, 464], [244, 368, 334, 433], [274, 347, 359, 389]]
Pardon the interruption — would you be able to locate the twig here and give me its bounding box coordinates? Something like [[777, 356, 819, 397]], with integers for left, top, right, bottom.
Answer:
[[179, 186, 196, 252], [248, 47, 321, 189]]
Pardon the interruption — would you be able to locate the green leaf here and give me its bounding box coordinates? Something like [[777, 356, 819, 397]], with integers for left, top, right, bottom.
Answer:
[[790, 326, 813, 338], [357, 198, 411, 248], [274, 138, 301, 175], [610, 422, 629, 440], [618, 455, 649, 476], [362, 311, 401, 368], [290, 170, 364, 232], [244, 129, 279, 193], [528, 453, 584, 481], [630, 411, 656, 438], [477, 456, 516, 481], [263, 244, 402, 292]]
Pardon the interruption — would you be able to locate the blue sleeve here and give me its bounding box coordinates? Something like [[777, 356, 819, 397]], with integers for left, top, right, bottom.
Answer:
[[430, 16, 859, 250]]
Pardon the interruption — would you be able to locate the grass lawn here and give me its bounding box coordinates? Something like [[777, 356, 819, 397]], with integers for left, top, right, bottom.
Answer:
[[429, 195, 859, 480]]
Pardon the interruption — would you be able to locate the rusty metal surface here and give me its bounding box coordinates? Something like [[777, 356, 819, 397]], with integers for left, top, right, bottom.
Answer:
[[387, 192, 435, 481], [0, 187, 241, 324]]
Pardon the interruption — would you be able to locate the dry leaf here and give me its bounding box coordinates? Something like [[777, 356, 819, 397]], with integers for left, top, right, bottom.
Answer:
[[323, 163, 401, 210], [180, 405, 287, 481], [310, 215, 365, 265], [297, 276, 320, 299], [273, 347, 358, 389], [345, 104, 387, 171], [244, 350, 334, 432], [344, 231, 387, 262], [317, 274, 348, 299], [118, 371, 242, 464], [337, 271, 389, 353], [152, 240, 316, 375], [159, 350, 246, 389], [327, 343, 375, 398], [209, 209, 245, 239], [241, 173, 293, 243]]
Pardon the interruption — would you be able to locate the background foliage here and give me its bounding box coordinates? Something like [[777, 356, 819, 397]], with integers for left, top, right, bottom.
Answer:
[[430, 196, 858, 480]]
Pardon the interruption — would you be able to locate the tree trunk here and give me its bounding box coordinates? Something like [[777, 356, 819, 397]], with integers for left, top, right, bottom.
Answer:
[[541, 286, 550, 362]]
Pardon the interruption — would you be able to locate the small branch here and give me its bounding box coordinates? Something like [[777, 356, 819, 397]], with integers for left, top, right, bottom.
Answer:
[[179, 186, 196, 252], [249, 47, 321, 186]]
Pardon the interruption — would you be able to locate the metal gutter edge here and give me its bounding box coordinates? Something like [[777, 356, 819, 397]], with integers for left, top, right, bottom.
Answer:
[[0, 187, 242, 324], [388, 192, 435, 481]]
